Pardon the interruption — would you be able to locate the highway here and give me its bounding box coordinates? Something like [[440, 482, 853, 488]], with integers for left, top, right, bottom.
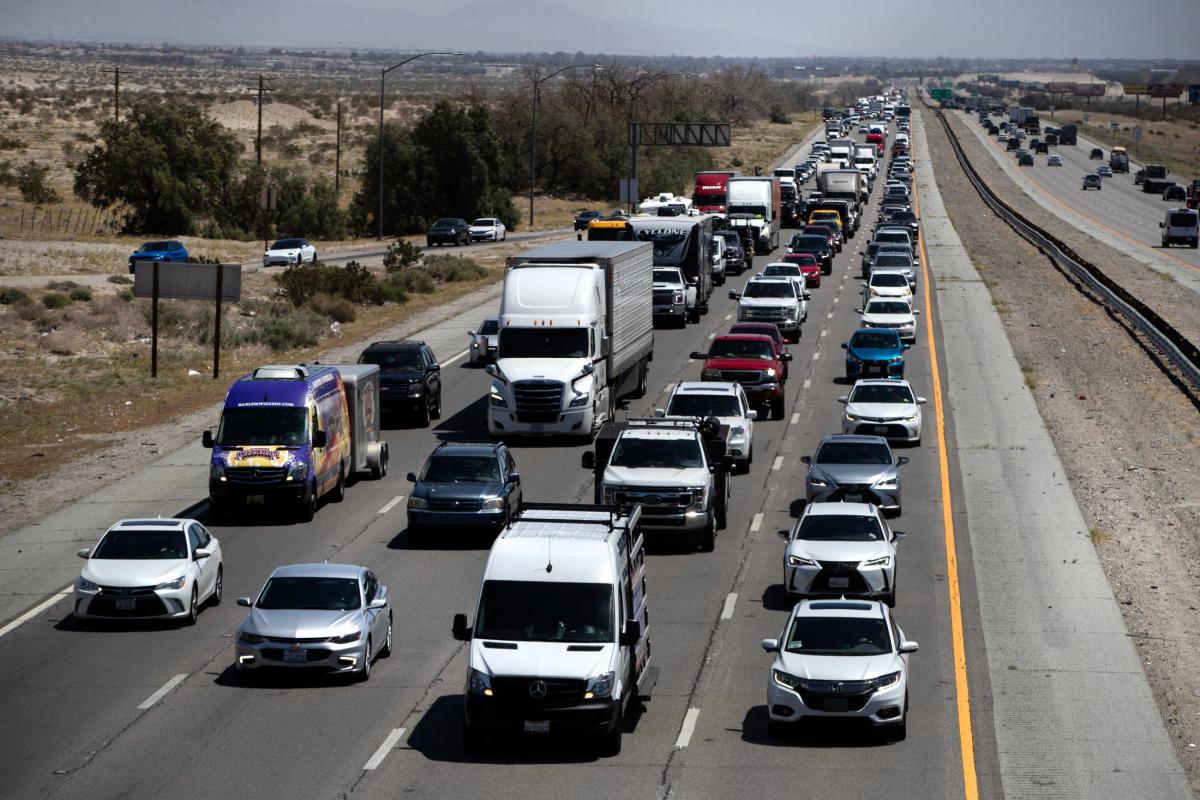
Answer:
[[0, 108, 1190, 800]]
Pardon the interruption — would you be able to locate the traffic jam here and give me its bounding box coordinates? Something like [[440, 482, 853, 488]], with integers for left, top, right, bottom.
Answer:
[[71, 88, 929, 753]]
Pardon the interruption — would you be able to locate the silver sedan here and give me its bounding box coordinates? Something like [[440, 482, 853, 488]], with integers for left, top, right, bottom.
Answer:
[[235, 563, 392, 682]]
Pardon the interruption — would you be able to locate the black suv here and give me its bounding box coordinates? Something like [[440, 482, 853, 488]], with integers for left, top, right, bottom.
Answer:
[[358, 340, 442, 425], [406, 441, 522, 537], [426, 218, 470, 246], [574, 209, 604, 231], [715, 230, 749, 275]]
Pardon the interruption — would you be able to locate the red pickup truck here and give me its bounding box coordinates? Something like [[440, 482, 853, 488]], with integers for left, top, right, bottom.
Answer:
[[691, 334, 791, 420]]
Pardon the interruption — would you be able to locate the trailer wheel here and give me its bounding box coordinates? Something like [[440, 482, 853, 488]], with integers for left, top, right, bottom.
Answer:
[[371, 445, 388, 479], [633, 361, 649, 399]]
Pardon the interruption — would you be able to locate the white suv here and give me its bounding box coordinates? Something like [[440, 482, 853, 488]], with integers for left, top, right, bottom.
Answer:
[[762, 598, 918, 740], [659, 381, 757, 472], [782, 502, 902, 606]]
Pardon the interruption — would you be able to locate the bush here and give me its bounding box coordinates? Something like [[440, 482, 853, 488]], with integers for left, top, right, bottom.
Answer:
[[423, 254, 487, 283], [382, 238, 422, 273], [261, 307, 327, 351], [377, 277, 410, 305], [117, 288, 134, 302], [768, 105, 791, 124], [17, 160, 61, 204], [275, 260, 383, 306], [42, 292, 69, 309], [0, 287, 28, 305], [106, 274, 133, 285], [308, 292, 356, 323], [68, 286, 92, 302], [388, 268, 436, 294]]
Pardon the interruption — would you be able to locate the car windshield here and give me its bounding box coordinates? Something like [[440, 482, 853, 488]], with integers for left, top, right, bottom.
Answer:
[[499, 328, 588, 359], [475, 580, 613, 643], [421, 454, 500, 483], [92, 530, 188, 559], [359, 349, 423, 371], [871, 274, 909, 287], [743, 282, 795, 299], [783, 254, 817, 266], [635, 229, 690, 265], [140, 241, 171, 252], [875, 255, 912, 267], [578, 211, 600, 219], [654, 269, 682, 283], [796, 514, 885, 542], [471, 219, 496, 227], [786, 616, 891, 656], [433, 218, 459, 227], [710, 339, 774, 359], [816, 440, 893, 465], [803, 226, 835, 237], [790, 235, 826, 249], [477, 319, 499, 335], [763, 265, 799, 277], [851, 331, 900, 349], [270, 239, 303, 249], [668, 393, 742, 418], [850, 383, 915, 404], [609, 436, 704, 468], [256, 576, 361, 611], [866, 301, 912, 316], [216, 407, 308, 446], [1169, 213, 1198, 227]]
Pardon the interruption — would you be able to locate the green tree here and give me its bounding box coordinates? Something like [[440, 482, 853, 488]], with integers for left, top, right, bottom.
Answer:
[[16, 160, 60, 204], [73, 98, 242, 233]]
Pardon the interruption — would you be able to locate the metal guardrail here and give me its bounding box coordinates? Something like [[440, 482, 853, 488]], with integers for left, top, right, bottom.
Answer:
[[929, 103, 1200, 393]]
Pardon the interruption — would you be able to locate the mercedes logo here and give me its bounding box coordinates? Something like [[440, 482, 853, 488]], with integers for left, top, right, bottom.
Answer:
[[528, 680, 548, 699]]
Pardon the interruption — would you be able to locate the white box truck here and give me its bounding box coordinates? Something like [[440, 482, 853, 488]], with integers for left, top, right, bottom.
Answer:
[[452, 503, 655, 756], [487, 242, 654, 439], [727, 177, 781, 255], [818, 169, 867, 207]]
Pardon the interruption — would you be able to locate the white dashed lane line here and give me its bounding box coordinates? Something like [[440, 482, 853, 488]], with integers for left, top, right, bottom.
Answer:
[[750, 512, 764, 532], [720, 593, 738, 620], [675, 708, 701, 749], [137, 673, 188, 711], [363, 727, 407, 771], [772, 456, 785, 472], [378, 496, 406, 515]]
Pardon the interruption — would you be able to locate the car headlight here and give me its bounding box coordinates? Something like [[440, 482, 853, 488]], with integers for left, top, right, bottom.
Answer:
[[77, 576, 100, 591], [902, 412, 918, 421], [407, 383, 424, 397], [408, 496, 428, 509], [787, 554, 818, 567], [287, 460, 307, 481], [674, 292, 684, 303], [481, 497, 505, 510], [874, 478, 899, 490], [772, 669, 803, 690], [155, 575, 187, 590], [331, 630, 362, 644], [569, 393, 590, 408], [808, 475, 829, 488], [862, 556, 891, 567], [238, 630, 264, 644], [211, 464, 226, 480], [730, 425, 745, 438], [688, 486, 708, 510], [847, 354, 861, 364], [489, 387, 507, 408], [701, 368, 720, 380], [870, 671, 902, 690], [585, 671, 616, 699], [764, 368, 777, 379], [469, 668, 493, 696], [602, 485, 618, 505]]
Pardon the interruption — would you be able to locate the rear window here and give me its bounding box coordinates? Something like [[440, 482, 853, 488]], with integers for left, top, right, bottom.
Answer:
[[1169, 212, 1198, 227]]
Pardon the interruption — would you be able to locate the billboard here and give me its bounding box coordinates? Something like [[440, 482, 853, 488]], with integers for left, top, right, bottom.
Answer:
[[134, 262, 241, 301], [1072, 83, 1105, 97], [1047, 82, 1075, 93], [1148, 83, 1184, 98], [1122, 83, 1149, 96]]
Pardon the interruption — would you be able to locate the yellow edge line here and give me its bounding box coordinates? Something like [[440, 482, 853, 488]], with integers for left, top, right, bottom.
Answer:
[[914, 117, 981, 800]]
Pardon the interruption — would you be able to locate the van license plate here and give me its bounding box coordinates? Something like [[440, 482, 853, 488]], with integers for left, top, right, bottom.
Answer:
[[115, 597, 136, 611], [524, 721, 550, 734], [246, 495, 265, 505], [284, 650, 308, 663], [828, 577, 850, 589]]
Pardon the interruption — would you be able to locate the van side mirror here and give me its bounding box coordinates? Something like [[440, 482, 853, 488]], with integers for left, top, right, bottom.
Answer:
[[312, 429, 327, 449], [581, 451, 596, 470], [452, 613, 472, 641], [620, 620, 642, 647], [201, 430, 214, 448]]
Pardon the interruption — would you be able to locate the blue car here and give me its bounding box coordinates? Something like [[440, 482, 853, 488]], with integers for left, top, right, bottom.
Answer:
[[128, 240, 188, 274], [406, 441, 522, 537], [841, 328, 911, 381]]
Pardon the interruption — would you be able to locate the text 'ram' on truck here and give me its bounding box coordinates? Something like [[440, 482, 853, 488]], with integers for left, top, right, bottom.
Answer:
[[726, 177, 781, 255], [582, 418, 732, 552], [452, 503, 656, 756], [486, 241, 654, 440], [202, 363, 387, 523], [693, 171, 739, 214]]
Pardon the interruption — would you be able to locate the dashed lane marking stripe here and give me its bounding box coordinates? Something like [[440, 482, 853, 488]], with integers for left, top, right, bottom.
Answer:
[[675, 707, 701, 748], [378, 496, 405, 515], [363, 727, 407, 770], [137, 673, 188, 710], [750, 512, 764, 532], [720, 593, 738, 620]]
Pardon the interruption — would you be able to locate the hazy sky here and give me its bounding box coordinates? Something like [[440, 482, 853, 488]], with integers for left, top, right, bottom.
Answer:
[[2, 0, 1197, 59]]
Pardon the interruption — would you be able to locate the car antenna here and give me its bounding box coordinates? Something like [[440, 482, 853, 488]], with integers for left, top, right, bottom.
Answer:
[[545, 536, 553, 574]]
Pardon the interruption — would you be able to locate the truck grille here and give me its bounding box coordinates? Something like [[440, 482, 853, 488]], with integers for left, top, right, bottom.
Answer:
[[743, 306, 788, 320], [225, 466, 287, 485], [491, 677, 586, 707], [719, 370, 765, 384], [513, 380, 563, 423], [653, 289, 677, 304], [614, 487, 693, 508]]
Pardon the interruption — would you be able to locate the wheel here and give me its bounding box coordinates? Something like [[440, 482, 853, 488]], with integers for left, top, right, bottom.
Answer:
[[697, 511, 716, 552], [716, 497, 727, 530], [431, 390, 442, 420], [372, 446, 389, 479], [380, 614, 393, 657], [785, 329, 800, 344], [688, 306, 700, 324], [770, 395, 786, 421], [356, 638, 373, 682], [300, 485, 317, 522], [886, 702, 908, 742], [633, 362, 648, 399], [427, 240, 434, 247], [330, 463, 346, 503], [599, 718, 623, 757], [415, 399, 430, 427], [211, 566, 223, 606], [502, 231, 507, 241], [184, 586, 199, 626], [311, 251, 317, 263]]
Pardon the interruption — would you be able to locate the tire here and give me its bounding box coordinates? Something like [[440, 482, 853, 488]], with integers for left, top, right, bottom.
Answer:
[[311, 251, 317, 263], [371, 447, 388, 479], [633, 361, 649, 399], [211, 566, 223, 606], [330, 463, 346, 503], [415, 399, 430, 427], [688, 306, 700, 324], [300, 485, 317, 522], [599, 718, 623, 757], [431, 389, 442, 420], [770, 395, 786, 421], [697, 511, 716, 552], [502, 231, 507, 241], [356, 637, 373, 682], [380, 614, 393, 657], [184, 586, 199, 626]]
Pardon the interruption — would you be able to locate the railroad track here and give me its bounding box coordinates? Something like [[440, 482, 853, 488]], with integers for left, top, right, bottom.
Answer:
[[928, 102, 1200, 395]]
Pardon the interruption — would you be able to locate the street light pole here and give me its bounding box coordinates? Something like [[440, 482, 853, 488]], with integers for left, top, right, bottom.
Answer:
[[628, 72, 682, 213], [377, 51, 460, 240], [529, 64, 603, 228]]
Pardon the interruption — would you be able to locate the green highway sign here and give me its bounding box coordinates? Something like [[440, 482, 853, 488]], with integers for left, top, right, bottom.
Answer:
[[930, 89, 951, 100]]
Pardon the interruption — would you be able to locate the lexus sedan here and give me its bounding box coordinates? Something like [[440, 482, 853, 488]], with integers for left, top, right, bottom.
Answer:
[[235, 563, 391, 681], [839, 379, 926, 444], [802, 434, 907, 515], [468, 218, 507, 242], [263, 237, 317, 267], [783, 502, 903, 606], [762, 599, 917, 740], [75, 518, 222, 625]]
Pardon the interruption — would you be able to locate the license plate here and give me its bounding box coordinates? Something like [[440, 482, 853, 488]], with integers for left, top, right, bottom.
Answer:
[[524, 721, 550, 734], [283, 649, 308, 663], [867, 367, 882, 375], [115, 597, 136, 610], [246, 495, 265, 505], [845, 493, 863, 503], [875, 426, 890, 434], [824, 698, 848, 712], [828, 577, 850, 589], [530, 424, 544, 433]]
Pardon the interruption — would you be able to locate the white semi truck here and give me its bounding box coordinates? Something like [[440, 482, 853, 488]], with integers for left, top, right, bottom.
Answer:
[[487, 241, 654, 439], [727, 177, 781, 255]]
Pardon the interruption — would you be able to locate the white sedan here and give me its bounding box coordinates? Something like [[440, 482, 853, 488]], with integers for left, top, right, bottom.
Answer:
[[858, 298, 919, 342], [74, 518, 223, 625], [839, 379, 926, 445], [468, 218, 507, 242], [263, 237, 317, 266]]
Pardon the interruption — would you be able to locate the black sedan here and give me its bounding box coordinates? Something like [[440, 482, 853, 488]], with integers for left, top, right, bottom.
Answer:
[[786, 234, 834, 275], [574, 210, 604, 231], [426, 218, 470, 247]]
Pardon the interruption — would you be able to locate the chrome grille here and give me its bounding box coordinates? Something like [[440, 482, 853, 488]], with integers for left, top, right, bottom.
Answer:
[[512, 380, 563, 423]]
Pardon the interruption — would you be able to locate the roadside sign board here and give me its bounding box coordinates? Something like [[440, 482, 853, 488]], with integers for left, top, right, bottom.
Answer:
[[930, 89, 951, 100], [1148, 83, 1183, 98], [1133, 126, 1143, 142], [1123, 83, 1149, 96], [619, 178, 639, 204], [134, 262, 241, 302]]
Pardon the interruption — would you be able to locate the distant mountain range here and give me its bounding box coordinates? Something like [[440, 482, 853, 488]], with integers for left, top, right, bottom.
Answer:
[[2, 0, 831, 58]]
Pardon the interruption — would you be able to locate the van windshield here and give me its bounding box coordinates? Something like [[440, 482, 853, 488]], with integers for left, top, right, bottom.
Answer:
[[475, 580, 613, 643], [216, 407, 308, 446]]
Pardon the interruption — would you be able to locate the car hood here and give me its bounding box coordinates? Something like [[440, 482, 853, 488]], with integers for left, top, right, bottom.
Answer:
[[739, 297, 796, 309], [603, 465, 709, 487], [468, 226, 495, 233], [846, 402, 917, 420], [867, 287, 911, 299], [808, 462, 897, 485], [847, 346, 902, 361], [776, 651, 902, 682], [493, 358, 589, 386], [786, 538, 891, 563], [703, 356, 778, 371], [472, 640, 614, 681], [415, 482, 504, 501], [653, 281, 684, 291], [83, 559, 190, 587], [861, 313, 914, 326], [242, 607, 363, 638]]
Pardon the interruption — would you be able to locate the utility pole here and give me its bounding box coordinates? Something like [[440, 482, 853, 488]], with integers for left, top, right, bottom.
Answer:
[[256, 74, 264, 164], [113, 66, 120, 123], [334, 101, 342, 198]]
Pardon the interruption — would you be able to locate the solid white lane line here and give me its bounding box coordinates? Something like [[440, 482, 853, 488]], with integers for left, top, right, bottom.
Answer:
[[772, 456, 785, 471], [750, 512, 764, 532], [675, 707, 701, 748], [363, 727, 407, 770], [721, 593, 738, 620], [378, 496, 405, 515], [441, 348, 471, 367], [0, 586, 72, 640], [790, 412, 800, 425], [137, 673, 188, 710]]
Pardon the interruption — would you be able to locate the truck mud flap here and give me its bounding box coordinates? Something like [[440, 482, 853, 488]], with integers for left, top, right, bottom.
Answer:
[[637, 665, 660, 702]]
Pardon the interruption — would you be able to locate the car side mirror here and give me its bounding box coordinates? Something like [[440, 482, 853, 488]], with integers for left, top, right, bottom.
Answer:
[[452, 612, 472, 641], [896, 456, 910, 466], [77, 548, 90, 559], [893, 531, 907, 541], [467, 330, 475, 336], [201, 430, 214, 448], [312, 429, 327, 449], [581, 451, 596, 470], [746, 410, 758, 420], [1159, 222, 1164, 228], [690, 351, 708, 360], [728, 290, 740, 300], [855, 308, 864, 314], [800, 455, 812, 464], [902, 343, 912, 350], [913, 309, 921, 315], [507, 472, 521, 484], [761, 638, 780, 653], [236, 597, 253, 607], [782, 353, 793, 362], [837, 395, 849, 404], [840, 342, 848, 350], [899, 640, 919, 653], [803, 292, 812, 300], [917, 397, 928, 405], [193, 547, 211, 560], [406, 472, 417, 483], [653, 407, 666, 418], [620, 619, 642, 647], [430, 363, 440, 372], [369, 597, 388, 609]]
